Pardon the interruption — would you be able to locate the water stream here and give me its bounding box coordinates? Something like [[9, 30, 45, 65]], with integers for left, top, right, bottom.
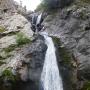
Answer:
[[40, 33, 63, 90]]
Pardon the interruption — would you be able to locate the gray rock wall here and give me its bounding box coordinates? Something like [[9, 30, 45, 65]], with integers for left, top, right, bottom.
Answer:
[[43, 1, 90, 89]]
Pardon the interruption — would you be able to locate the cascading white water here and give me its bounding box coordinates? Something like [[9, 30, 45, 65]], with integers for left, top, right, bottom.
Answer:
[[40, 32, 63, 90]]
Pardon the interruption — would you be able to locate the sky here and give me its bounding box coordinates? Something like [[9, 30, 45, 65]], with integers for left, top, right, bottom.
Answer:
[[14, 0, 41, 11]]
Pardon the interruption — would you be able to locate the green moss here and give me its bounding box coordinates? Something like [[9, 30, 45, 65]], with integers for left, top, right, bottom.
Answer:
[[0, 52, 12, 65], [16, 32, 31, 46], [0, 51, 12, 61], [81, 81, 90, 90], [3, 45, 17, 53], [0, 52, 12, 66], [2, 69, 16, 82], [52, 36, 61, 46], [0, 69, 19, 90], [0, 26, 6, 33], [0, 56, 6, 66], [52, 37, 72, 66]]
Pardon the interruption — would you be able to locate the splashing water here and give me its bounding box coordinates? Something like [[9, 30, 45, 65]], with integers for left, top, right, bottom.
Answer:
[[40, 33, 63, 90]]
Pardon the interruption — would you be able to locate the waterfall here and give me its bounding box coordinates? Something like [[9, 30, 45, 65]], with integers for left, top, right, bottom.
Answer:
[[36, 13, 42, 25], [40, 32, 63, 90]]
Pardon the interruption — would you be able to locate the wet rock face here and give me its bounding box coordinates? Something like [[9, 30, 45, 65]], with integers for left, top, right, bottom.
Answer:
[[43, 1, 90, 89], [14, 35, 47, 90], [23, 35, 47, 82]]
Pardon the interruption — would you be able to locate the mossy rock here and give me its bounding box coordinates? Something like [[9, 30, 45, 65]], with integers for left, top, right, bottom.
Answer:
[[52, 36, 72, 66], [0, 61, 5, 66], [52, 36, 75, 90], [3, 44, 17, 53], [1, 68, 18, 83], [0, 55, 6, 66], [0, 68, 20, 90], [0, 50, 13, 62], [0, 69, 16, 87], [0, 55, 6, 60], [2, 69, 15, 81], [0, 26, 6, 33], [2, 33, 32, 53], [1, 32, 31, 53]]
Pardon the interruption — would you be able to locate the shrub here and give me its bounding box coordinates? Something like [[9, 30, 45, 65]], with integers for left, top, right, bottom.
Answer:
[[16, 32, 31, 46], [36, 3, 48, 11], [2, 69, 15, 81], [38, 0, 73, 10]]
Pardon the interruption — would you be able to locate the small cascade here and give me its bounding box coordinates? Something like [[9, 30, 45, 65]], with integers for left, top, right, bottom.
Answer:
[[36, 13, 42, 25], [40, 32, 63, 90]]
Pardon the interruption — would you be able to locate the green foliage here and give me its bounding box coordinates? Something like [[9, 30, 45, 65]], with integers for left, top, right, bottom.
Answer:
[[82, 81, 90, 90], [2, 69, 15, 81], [36, 3, 48, 11], [0, 52, 12, 64], [16, 32, 31, 46], [36, 0, 73, 11], [36, 0, 60, 11], [80, 0, 90, 3], [3, 45, 17, 53], [0, 69, 19, 90], [0, 26, 6, 33], [42, 0, 60, 9], [0, 55, 6, 66]]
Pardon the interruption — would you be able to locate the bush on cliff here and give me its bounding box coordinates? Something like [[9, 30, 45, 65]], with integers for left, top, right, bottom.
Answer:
[[16, 32, 31, 46]]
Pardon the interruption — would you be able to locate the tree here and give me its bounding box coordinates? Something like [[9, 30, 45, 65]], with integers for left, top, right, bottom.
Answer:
[[42, 0, 60, 9], [42, 0, 73, 9]]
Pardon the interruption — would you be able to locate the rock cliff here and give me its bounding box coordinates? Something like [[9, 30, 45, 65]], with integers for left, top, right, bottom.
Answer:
[[42, 0, 90, 89]]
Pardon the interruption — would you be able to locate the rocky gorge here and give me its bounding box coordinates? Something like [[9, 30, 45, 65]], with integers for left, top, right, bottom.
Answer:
[[0, 0, 90, 90]]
